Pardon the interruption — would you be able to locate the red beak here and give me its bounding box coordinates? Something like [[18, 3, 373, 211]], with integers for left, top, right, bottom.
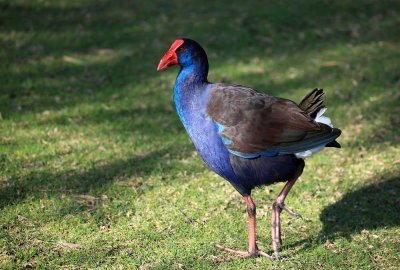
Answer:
[[157, 39, 184, 71]]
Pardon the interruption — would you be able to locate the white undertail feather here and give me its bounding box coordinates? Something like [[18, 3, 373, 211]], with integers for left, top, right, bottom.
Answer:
[[295, 108, 334, 159]]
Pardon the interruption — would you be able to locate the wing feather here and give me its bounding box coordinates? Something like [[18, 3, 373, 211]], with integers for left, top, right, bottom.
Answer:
[[206, 84, 340, 157]]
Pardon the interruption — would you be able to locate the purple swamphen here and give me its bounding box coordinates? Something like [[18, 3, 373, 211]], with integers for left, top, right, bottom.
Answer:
[[157, 39, 341, 259]]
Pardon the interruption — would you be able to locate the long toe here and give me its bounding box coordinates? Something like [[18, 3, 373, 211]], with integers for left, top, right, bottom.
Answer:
[[256, 250, 274, 260], [215, 244, 249, 257], [215, 244, 273, 260], [278, 203, 302, 219]]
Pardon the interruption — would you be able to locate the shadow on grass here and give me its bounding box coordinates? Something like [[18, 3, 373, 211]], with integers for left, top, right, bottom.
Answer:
[[1, 0, 399, 226], [283, 174, 400, 254], [0, 148, 177, 209], [1, 0, 399, 118], [320, 175, 400, 240]]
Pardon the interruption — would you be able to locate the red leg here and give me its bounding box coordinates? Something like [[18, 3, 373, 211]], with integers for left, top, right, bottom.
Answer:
[[271, 161, 305, 257], [216, 195, 272, 259]]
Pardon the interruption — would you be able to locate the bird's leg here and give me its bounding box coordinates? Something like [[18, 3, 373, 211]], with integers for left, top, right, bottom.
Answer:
[[271, 161, 305, 258], [245, 195, 257, 255], [216, 195, 272, 259]]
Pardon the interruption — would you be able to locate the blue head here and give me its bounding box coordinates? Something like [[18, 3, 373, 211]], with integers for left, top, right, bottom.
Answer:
[[157, 38, 209, 82]]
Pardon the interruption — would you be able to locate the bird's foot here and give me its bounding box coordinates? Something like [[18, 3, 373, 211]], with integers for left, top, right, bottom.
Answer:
[[277, 202, 302, 219], [215, 244, 273, 260]]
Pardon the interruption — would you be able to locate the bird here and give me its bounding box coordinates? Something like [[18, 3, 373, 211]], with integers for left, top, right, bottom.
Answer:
[[157, 38, 341, 259]]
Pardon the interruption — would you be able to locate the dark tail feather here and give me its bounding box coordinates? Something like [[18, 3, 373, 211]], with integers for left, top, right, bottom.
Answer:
[[299, 88, 325, 119], [326, 140, 341, 148], [300, 89, 342, 149]]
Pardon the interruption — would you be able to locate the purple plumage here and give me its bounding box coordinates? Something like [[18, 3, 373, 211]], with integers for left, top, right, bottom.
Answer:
[[157, 38, 341, 259]]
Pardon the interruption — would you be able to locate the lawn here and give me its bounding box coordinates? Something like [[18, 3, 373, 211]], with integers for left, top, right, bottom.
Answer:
[[1, 0, 399, 269]]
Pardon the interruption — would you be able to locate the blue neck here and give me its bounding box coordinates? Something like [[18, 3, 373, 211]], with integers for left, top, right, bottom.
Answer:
[[176, 60, 208, 87], [173, 61, 209, 130], [171, 59, 240, 191]]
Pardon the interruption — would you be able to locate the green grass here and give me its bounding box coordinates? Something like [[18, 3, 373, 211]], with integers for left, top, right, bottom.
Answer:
[[1, 0, 400, 268]]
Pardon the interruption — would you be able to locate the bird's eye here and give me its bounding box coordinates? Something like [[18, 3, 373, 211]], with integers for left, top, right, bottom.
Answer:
[[177, 47, 187, 52]]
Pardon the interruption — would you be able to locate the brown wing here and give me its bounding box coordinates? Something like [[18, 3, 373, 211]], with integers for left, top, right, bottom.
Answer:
[[206, 84, 339, 155]]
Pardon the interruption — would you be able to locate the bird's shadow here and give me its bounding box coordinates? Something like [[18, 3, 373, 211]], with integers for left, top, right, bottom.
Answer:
[[320, 175, 400, 238], [287, 174, 400, 252]]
